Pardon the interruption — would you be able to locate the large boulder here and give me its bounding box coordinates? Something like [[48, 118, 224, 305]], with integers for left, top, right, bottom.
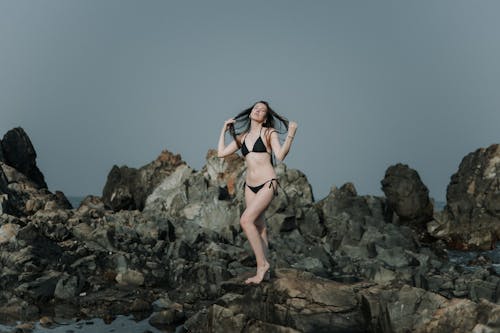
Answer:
[[102, 149, 185, 211], [1, 127, 47, 189], [203, 149, 246, 197], [359, 283, 500, 333], [0, 162, 71, 216], [0, 143, 4, 162], [183, 268, 500, 333], [381, 163, 433, 230], [0, 128, 71, 216], [428, 144, 500, 250], [145, 150, 317, 245], [184, 269, 367, 333]]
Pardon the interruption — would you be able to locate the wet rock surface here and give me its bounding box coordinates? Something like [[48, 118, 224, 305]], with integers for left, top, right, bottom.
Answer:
[[1, 127, 499, 333]]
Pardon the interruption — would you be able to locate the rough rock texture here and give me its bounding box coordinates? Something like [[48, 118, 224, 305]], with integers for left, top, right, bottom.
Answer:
[[0, 128, 72, 216], [1, 128, 500, 332], [185, 269, 366, 333], [184, 268, 500, 333], [381, 163, 434, 230], [1, 162, 72, 216], [359, 282, 500, 333], [0, 143, 4, 162], [144, 149, 315, 237], [1, 127, 47, 189], [428, 144, 500, 250], [102, 149, 185, 211]]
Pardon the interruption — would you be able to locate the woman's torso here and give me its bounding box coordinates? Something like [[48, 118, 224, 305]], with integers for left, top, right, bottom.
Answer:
[[241, 129, 276, 185]]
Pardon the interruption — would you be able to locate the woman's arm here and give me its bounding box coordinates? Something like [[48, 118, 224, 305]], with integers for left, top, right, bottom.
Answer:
[[217, 118, 240, 158], [269, 122, 298, 162]]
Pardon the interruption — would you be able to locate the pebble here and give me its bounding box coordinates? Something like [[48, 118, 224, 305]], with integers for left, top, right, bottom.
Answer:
[[39, 316, 53, 327]]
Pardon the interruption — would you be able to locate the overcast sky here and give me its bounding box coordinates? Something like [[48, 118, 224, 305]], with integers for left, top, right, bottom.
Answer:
[[1, 0, 499, 201]]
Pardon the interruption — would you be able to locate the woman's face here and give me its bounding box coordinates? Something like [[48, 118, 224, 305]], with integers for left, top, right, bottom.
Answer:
[[251, 102, 268, 122]]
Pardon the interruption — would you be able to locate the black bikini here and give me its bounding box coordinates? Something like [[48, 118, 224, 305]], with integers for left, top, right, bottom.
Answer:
[[241, 127, 279, 195], [241, 127, 270, 157]]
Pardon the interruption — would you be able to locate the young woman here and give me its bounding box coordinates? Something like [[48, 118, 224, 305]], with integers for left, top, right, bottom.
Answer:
[[217, 100, 297, 284]]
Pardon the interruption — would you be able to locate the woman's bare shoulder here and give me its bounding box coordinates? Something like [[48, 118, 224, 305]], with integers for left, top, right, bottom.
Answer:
[[235, 132, 247, 144], [264, 127, 278, 136]]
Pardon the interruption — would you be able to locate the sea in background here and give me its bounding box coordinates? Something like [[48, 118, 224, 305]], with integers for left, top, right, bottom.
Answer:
[[0, 315, 169, 333], [433, 200, 445, 211], [66, 196, 86, 209]]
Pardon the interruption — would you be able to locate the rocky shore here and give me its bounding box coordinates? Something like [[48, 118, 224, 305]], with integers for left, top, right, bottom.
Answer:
[[1, 126, 499, 332]]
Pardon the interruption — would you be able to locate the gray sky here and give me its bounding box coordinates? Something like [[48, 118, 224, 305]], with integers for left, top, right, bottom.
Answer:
[[1, 0, 499, 201]]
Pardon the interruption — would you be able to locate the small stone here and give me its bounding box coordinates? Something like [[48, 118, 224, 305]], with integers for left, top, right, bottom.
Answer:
[[115, 269, 145, 286], [39, 316, 53, 327], [130, 298, 151, 312], [15, 322, 34, 330]]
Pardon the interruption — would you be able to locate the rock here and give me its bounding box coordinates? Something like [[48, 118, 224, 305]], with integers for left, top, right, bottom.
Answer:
[[145, 163, 242, 234], [50, 190, 72, 210], [381, 163, 434, 230], [149, 303, 185, 328], [15, 272, 60, 302], [296, 205, 325, 239], [0, 164, 8, 192], [359, 283, 500, 333], [0, 194, 7, 214], [102, 165, 138, 211], [115, 269, 145, 287], [1, 127, 47, 189], [0, 142, 3, 162], [0, 223, 20, 244], [15, 322, 35, 331], [0, 161, 71, 217], [440, 144, 500, 250], [129, 298, 151, 312], [102, 149, 185, 211], [3, 134, 500, 333], [54, 274, 79, 300], [203, 149, 245, 197], [152, 294, 173, 311], [39, 316, 53, 327], [0, 298, 39, 322]]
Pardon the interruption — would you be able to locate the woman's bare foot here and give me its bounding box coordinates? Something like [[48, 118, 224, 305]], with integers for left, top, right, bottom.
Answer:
[[244, 262, 270, 285]]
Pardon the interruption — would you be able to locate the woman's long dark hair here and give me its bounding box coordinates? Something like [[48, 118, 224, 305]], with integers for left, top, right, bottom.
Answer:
[[228, 100, 289, 148], [227, 100, 289, 165]]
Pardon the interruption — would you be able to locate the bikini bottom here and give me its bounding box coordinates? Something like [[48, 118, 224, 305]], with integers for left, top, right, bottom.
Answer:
[[244, 178, 279, 196]]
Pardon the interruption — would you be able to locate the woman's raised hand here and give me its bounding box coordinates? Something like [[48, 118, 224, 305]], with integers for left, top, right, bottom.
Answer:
[[224, 118, 236, 131], [288, 121, 298, 136]]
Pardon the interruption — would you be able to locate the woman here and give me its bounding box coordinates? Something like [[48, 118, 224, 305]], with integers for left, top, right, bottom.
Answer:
[[217, 101, 297, 284]]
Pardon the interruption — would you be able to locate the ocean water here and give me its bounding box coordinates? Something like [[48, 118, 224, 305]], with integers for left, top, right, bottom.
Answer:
[[66, 196, 86, 209], [447, 242, 500, 275], [433, 200, 446, 211], [0, 315, 173, 333]]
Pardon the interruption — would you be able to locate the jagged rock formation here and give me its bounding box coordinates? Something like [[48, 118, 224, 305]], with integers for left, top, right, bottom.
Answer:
[[381, 163, 434, 231], [1, 127, 47, 189], [102, 150, 185, 211], [1, 126, 500, 332], [428, 144, 500, 250], [0, 127, 71, 216], [185, 269, 500, 333]]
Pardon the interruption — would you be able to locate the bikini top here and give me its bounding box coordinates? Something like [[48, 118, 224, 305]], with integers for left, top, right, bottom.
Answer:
[[241, 127, 270, 157]]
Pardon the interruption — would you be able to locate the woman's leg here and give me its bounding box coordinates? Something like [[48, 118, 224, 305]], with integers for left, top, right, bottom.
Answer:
[[255, 213, 268, 258], [245, 192, 268, 261], [241, 183, 275, 283]]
